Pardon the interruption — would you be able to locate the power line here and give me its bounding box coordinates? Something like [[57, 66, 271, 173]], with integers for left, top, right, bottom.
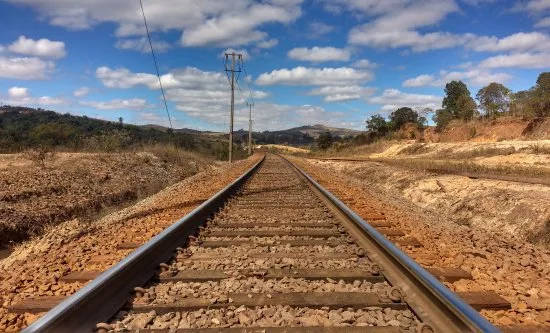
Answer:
[[240, 57, 255, 105], [139, 0, 173, 129]]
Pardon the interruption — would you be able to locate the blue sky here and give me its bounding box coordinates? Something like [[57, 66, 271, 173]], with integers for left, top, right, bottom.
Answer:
[[0, 0, 549, 131]]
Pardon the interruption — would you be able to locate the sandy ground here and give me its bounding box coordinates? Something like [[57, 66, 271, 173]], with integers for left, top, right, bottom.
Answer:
[[367, 140, 550, 171]]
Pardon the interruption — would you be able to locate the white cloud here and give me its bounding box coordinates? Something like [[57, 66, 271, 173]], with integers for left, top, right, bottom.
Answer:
[[403, 69, 512, 87], [461, 0, 497, 5], [479, 53, 550, 69], [467, 32, 550, 53], [180, 2, 301, 47], [308, 85, 375, 102], [7, 36, 66, 59], [5, 86, 65, 105], [36, 96, 66, 105], [8, 86, 30, 99], [73, 86, 90, 97], [115, 38, 171, 53], [256, 66, 372, 86], [6, 0, 302, 48], [80, 98, 150, 110], [346, 0, 461, 51], [536, 17, 550, 27], [0, 56, 55, 80], [525, 0, 550, 12], [369, 89, 442, 112], [257, 38, 278, 48], [306, 21, 334, 38], [287, 46, 350, 62], [352, 59, 378, 69], [403, 74, 436, 87]]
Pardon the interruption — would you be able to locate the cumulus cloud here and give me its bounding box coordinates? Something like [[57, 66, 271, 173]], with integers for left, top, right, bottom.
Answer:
[[5, 0, 302, 48], [308, 85, 375, 102], [403, 69, 512, 87], [256, 66, 372, 86], [478, 53, 550, 69], [257, 39, 278, 48], [352, 59, 378, 69], [73, 86, 90, 97], [306, 21, 334, 38], [93, 65, 276, 129], [403, 74, 436, 87], [467, 32, 550, 53], [368, 89, 442, 112], [8, 86, 30, 99], [115, 38, 171, 53], [347, 0, 461, 51], [80, 98, 151, 110], [5, 86, 65, 105], [287, 47, 350, 62], [0, 56, 55, 80], [7, 36, 66, 59], [536, 17, 550, 27]]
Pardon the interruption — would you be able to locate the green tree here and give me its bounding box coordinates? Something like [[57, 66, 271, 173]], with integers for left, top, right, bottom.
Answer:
[[366, 114, 389, 137], [432, 108, 454, 131], [442, 81, 471, 118], [389, 107, 420, 130], [476, 82, 512, 118], [456, 94, 478, 121], [534, 72, 550, 116], [317, 132, 334, 150]]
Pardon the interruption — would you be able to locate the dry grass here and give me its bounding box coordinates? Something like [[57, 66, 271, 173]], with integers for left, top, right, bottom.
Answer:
[[375, 157, 550, 179]]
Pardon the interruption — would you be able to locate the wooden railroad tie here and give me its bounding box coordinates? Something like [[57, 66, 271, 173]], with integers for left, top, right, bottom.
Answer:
[[8, 290, 510, 314]]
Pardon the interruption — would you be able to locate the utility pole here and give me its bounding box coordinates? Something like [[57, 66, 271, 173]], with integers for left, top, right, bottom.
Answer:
[[247, 102, 253, 155], [224, 52, 242, 163]]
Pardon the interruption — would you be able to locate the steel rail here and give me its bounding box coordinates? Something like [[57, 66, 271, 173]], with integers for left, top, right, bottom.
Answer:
[[22, 155, 266, 333], [281, 155, 499, 333]]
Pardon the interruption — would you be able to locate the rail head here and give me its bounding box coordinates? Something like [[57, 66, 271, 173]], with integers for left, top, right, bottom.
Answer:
[[22, 155, 265, 333], [281, 155, 499, 333]]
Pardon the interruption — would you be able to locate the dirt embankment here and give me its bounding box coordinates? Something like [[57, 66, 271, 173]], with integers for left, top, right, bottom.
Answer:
[[307, 159, 550, 246], [424, 117, 550, 143], [0, 151, 211, 247]]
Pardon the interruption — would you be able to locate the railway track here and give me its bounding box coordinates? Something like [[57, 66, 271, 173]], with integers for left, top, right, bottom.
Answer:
[[16, 154, 506, 332]]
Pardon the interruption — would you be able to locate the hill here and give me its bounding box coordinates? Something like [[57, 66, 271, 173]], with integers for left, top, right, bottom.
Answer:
[[0, 106, 234, 158]]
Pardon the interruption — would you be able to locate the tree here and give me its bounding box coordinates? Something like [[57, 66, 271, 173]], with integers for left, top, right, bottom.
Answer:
[[432, 108, 454, 131], [442, 81, 472, 119], [456, 94, 478, 121], [366, 115, 389, 137], [317, 132, 333, 150], [389, 107, 420, 130], [534, 72, 550, 116], [476, 83, 512, 118]]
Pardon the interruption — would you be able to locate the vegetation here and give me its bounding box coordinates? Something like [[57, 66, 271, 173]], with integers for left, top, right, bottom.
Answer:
[[317, 132, 334, 150], [476, 82, 512, 117], [430, 72, 550, 129], [0, 106, 242, 160]]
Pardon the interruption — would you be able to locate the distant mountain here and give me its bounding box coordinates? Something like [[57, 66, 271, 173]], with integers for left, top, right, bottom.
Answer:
[[285, 124, 363, 139]]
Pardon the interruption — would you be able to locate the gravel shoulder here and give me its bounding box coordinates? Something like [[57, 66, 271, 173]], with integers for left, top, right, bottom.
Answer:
[[288, 156, 550, 327], [0, 154, 261, 332]]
